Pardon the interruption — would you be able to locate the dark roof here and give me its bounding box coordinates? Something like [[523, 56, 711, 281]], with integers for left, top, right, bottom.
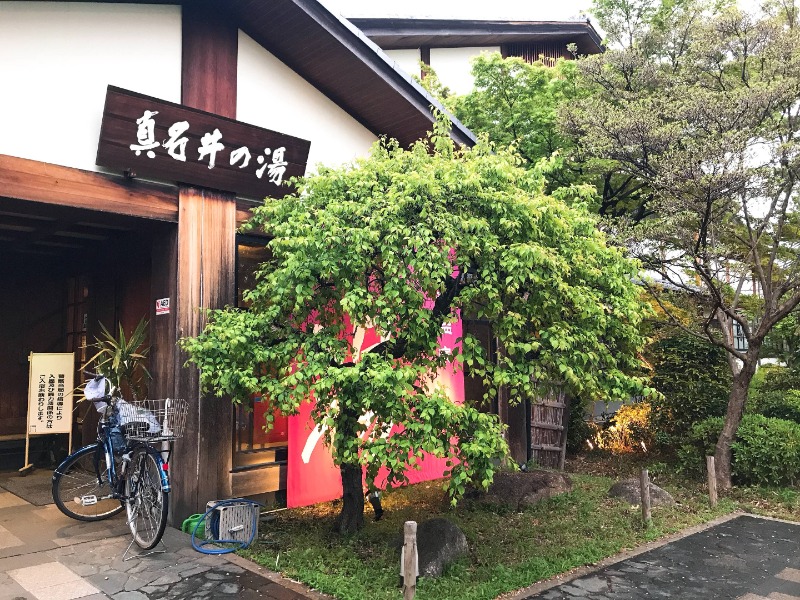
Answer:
[[224, 1, 477, 147], [348, 18, 604, 55]]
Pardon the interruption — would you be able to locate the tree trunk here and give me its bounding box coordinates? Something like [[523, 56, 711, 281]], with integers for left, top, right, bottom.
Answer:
[[714, 357, 757, 490], [335, 463, 365, 534]]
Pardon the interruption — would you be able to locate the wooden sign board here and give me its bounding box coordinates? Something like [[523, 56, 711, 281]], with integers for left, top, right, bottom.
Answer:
[[27, 353, 74, 435], [96, 86, 311, 199]]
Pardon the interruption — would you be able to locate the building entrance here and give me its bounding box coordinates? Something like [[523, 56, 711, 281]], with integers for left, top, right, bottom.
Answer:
[[0, 198, 171, 466]]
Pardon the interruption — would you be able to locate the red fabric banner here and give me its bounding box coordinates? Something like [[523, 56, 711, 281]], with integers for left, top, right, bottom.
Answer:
[[286, 316, 464, 509]]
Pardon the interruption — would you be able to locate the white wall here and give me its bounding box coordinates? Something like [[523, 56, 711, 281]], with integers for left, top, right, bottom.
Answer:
[[430, 46, 501, 95], [384, 49, 422, 80], [237, 31, 377, 173], [0, 2, 182, 173]]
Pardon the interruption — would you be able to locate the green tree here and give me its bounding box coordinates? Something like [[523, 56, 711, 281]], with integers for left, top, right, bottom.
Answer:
[[452, 53, 654, 221], [181, 116, 648, 533], [452, 55, 578, 172], [564, 2, 800, 488]]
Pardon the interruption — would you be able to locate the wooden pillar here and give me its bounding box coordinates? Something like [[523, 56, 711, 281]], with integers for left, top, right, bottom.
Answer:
[[149, 224, 177, 403], [171, 189, 236, 521], [170, 0, 238, 523]]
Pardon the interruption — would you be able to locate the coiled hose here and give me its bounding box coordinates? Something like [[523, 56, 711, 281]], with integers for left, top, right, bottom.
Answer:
[[190, 498, 262, 555]]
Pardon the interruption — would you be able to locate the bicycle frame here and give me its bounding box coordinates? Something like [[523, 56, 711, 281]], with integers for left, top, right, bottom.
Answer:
[[87, 403, 171, 504], [53, 378, 178, 554]]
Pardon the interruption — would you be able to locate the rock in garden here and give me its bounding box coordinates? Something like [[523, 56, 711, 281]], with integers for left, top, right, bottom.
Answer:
[[415, 518, 468, 577], [467, 470, 573, 510], [608, 478, 675, 507]]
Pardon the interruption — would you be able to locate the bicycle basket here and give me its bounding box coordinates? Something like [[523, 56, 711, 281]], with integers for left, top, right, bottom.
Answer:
[[118, 398, 188, 442]]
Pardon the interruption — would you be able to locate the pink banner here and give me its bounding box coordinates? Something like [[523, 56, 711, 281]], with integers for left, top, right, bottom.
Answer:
[[287, 399, 342, 508], [286, 316, 464, 508]]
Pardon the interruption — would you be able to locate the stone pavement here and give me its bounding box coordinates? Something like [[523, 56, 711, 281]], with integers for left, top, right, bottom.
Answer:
[[513, 514, 800, 600], [0, 470, 328, 600]]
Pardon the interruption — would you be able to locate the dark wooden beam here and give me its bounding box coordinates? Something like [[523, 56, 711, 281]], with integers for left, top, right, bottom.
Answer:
[[0, 154, 178, 222], [420, 46, 431, 80], [349, 18, 604, 53], [181, 0, 238, 117]]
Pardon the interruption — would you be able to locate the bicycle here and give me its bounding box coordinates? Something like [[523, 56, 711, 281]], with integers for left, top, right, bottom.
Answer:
[[51, 374, 187, 551]]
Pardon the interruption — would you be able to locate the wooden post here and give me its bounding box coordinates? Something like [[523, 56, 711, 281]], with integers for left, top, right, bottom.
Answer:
[[402, 521, 418, 600], [640, 469, 652, 526], [706, 456, 718, 507], [170, 3, 238, 526]]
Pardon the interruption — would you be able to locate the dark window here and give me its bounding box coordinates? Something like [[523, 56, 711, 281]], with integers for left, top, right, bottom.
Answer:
[[733, 321, 749, 352]]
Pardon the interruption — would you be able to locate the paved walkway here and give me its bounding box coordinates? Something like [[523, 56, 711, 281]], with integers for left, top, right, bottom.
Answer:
[[7, 469, 800, 600], [0, 470, 328, 600], [512, 513, 800, 600]]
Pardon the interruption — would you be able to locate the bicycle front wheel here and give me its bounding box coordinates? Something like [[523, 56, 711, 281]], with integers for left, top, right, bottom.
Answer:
[[125, 447, 169, 550], [52, 443, 124, 521]]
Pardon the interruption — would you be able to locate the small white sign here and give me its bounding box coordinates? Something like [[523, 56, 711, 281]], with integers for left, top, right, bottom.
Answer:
[[27, 353, 74, 435], [156, 297, 170, 315]]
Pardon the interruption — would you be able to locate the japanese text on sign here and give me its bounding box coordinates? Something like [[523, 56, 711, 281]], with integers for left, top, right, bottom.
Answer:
[[97, 86, 311, 200], [27, 353, 74, 435], [130, 110, 289, 185]]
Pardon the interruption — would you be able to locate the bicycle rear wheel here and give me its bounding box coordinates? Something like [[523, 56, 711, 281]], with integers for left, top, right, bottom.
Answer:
[[52, 443, 124, 521], [125, 447, 169, 550]]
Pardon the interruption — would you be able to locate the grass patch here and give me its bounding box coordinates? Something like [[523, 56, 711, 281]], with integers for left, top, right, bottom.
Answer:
[[238, 456, 799, 600]]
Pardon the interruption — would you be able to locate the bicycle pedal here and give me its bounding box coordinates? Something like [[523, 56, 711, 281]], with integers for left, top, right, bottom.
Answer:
[[77, 495, 98, 506]]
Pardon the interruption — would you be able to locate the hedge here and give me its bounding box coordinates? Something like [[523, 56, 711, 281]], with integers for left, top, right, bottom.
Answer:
[[678, 414, 800, 487]]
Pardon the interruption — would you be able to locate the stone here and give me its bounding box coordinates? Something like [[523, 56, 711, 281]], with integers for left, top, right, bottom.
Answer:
[[149, 572, 182, 586], [608, 478, 675, 507], [112, 592, 148, 600], [205, 571, 227, 580], [572, 576, 609, 593], [466, 470, 573, 510], [414, 517, 468, 578], [140, 585, 170, 594], [88, 570, 129, 595]]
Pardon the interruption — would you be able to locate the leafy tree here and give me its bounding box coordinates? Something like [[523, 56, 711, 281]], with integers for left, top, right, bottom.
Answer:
[[451, 55, 578, 172], [591, 0, 728, 49], [564, 2, 800, 488], [451, 53, 654, 221], [592, 0, 664, 47], [762, 311, 800, 367], [181, 116, 648, 533]]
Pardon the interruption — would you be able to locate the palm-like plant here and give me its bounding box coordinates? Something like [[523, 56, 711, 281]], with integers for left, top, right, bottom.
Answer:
[[85, 318, 151, 400]]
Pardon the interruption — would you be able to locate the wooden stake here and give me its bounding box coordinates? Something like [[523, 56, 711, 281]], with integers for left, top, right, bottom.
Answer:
[[402, 521, 418, 600], [640, 469, 652, 526], [706, 456, 718, 507]]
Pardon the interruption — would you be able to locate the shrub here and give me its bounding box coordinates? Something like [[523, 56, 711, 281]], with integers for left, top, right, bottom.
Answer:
[[754, 365, 800, 394], [732, 415, 800, 486], [676, 417, 723, 476], [646, 332, 730, 446], [753, 389, 800, 424], [678, 415, 800, 486], [747, 366, 800, 424], [594, 401, 653, 453], [566, 396, 594, 454]]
